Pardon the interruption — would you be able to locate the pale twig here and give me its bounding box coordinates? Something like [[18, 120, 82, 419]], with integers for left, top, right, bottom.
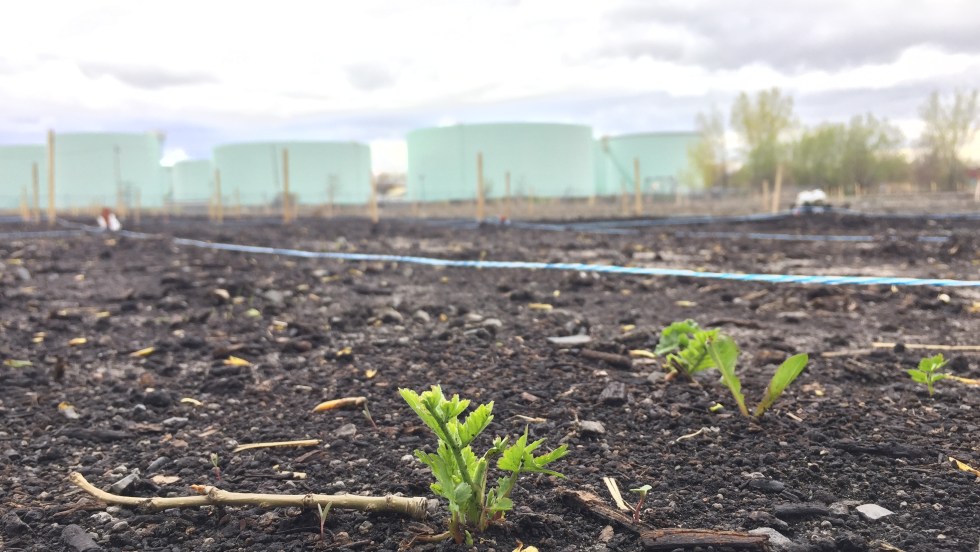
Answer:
[[68, 472, 428, 519]]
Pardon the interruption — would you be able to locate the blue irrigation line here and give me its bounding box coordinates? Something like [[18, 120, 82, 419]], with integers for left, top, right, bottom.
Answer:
[[0, 230, 88, 240], [170, 236, 980, 288], [673, 230, 952, 243]]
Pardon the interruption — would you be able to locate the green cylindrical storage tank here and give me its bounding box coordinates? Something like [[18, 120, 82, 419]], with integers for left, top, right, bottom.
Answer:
[[406, 123, 595, 202], [54, 132, 165, 209], [212, 142, 371, 207], [0, 145, 47, 212], [171, 160, 213, 204], [596, 132, 701, 196]]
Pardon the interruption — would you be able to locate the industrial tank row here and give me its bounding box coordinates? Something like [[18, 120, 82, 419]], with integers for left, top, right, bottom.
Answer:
[[0, 127, 699, 211]]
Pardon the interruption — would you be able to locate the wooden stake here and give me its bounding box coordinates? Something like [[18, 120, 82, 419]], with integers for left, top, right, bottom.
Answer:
[[282, 148, 291, 224], [214, 168, 224, 225], [504, 170, 511, 220], [19, 187, 30, 221], [476, 152, 485, 221], [31, 163, 40, 223], [368, 174, 379, 224], [134, 188, 141, 226], [771, 164, 783, 213], [633, 157, 642, 216], [47, 130, 56, 227], [761, 179, 770, 211], [114, 145, 125, 218]]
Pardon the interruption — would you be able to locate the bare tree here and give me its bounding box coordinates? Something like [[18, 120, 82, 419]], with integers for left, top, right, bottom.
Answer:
[[918, 89, 979, 190]]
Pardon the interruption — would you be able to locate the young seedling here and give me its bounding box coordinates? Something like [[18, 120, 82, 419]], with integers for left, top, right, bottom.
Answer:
[[209, 452, 221, 481], [629, 484, 652, 523], [705, 337, 809, 419], [399, 385, 568, 544], [315, 502, 331, 541], [655, 320, 721, 379], [907, 353, 950, 397]]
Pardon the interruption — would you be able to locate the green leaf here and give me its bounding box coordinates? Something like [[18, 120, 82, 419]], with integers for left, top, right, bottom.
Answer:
[[630, 484, 652, 494], [655, 319, 701, 355], [400, 387, 451, 442], [533, 444, 569, 468], [907, 369, 928, 384], [708, 336, 747, 416], [3, 359, 33, 368], [918, 353, 947, 373], [459, 402, 494, 446], [754, 353, 809, 417]]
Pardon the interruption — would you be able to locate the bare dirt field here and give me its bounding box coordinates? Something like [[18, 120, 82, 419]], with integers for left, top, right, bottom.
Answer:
[[1, 210, 979, 551]]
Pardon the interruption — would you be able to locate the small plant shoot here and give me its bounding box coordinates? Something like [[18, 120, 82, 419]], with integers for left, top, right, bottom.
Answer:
[[399, 385, 568, 544], [755, 353, 809, 417], [907, 353, 950, 397], [655, 320, 721, 379], [706, 336, 747, 416], [316, 502, 331, 541], [705, 336, 809, 419], [209, 452, 221, 481], [629, 484, 652, 523]]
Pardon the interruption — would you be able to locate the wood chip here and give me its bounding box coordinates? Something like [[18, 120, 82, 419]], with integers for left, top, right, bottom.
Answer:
[[580, 349, 633, 370], [233, 439, 321, 453]]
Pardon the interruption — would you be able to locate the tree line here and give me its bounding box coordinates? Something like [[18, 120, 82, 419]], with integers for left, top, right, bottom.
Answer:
[[688, 89, 980, 194]]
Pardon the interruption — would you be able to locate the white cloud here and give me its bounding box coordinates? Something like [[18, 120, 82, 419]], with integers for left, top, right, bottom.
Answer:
[[160, 147, 190, 167], [0, 0, 977, 171]]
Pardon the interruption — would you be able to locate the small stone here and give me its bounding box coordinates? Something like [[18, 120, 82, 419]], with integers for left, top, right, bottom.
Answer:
[[464, 313, 484, 323], [3, 512, 30, 535], [263, 290, 286, 306], [413, 310, 431, 323], [110, 521, 130, 533], [161, 416, 188, 428], [147, 457, 170, 473], [597, 525, 614, 543], [547, 335, 592, 346], [108, 473, 140, 495], [377, 307, 404, 324], [579, 420, 605, 436], [521, 392, 540, 403], [89, 511, 114, 525], [828, 500, 860, 516], [334, 423, 357, 439], [747, 478, 786, 493], [401, 454, 415, 463], [748, 527, 793, 550], [14, 266, 31, 281], [855, 503, 894, 521], [481, 318, 503, 329], [357, 520, 373, 534]]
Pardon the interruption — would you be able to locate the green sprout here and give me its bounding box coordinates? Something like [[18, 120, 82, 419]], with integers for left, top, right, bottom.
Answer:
[[907, 353, 950, 397], [655, 320, 721, 379], [399, 385, 568, 544], [316, 502, 331, 541], [629, 484, 652, 523], [209, 452, 221, 481], [705, 336, 809, 419]]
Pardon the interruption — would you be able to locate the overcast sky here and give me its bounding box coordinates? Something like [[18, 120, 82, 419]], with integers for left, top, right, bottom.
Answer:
[[1, 0, 979, 172]]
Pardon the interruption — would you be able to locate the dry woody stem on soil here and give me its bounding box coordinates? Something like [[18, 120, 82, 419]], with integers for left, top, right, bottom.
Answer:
[[68, 471, 428, 519]]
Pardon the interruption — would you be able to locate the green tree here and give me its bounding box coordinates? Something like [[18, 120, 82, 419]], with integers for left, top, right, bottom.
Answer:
[[918, 89, 980, 190], [730, 88, 796, 189], [686, 107, 727, 190], [791, 115, 907, 194]]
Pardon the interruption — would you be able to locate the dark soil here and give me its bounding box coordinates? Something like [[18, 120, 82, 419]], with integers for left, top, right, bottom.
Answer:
[[1, 213, 979, 552]]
